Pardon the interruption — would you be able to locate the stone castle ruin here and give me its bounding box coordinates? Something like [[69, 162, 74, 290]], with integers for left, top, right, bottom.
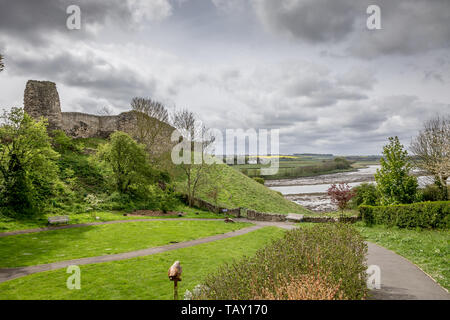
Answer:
[[24, 80, 141, 139], [24, 80, 150, 138]]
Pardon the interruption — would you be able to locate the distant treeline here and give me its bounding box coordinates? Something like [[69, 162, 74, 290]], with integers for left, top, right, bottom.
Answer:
[[239, 157, 353, 180]]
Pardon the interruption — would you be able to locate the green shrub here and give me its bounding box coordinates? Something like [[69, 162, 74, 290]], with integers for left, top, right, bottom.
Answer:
[[52, 130, 83, 153], [252, 177, 265, 185], [420, 184, 448, 202], [351, 183, 379, 208], [197, 223, 368, 300], [360, 201, 450, 229]]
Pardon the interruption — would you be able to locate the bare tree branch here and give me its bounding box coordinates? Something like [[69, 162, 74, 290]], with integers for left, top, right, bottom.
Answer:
[[411, 114, 450, 199]]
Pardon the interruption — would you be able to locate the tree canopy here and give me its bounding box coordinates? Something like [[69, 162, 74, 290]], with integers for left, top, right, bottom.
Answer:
[[0, 108, 60, 216], [375, 136, 418, 205]]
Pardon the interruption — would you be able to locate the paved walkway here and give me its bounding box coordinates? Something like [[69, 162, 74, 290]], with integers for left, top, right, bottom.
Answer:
[[0, 218, 448, 300], [366, 242, 449, 300]]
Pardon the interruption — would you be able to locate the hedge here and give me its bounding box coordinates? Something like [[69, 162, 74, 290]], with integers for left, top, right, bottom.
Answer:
[[359, 201, 450, 229], [193, 223, 368, 300]]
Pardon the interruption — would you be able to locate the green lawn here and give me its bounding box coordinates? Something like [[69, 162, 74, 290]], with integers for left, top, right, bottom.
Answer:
[[0, 220, 251, 268], [0, 205, 225, 233], [354, 222, 450, 290], [0, 227, 285, 300]]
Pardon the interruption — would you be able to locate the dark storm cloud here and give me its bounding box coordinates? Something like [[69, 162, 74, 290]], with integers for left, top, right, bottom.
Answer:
[[251, 0, 450, 58], [252, 0, 359, 43], [0, 0, 171, 46], [7, 47, 156, 111]]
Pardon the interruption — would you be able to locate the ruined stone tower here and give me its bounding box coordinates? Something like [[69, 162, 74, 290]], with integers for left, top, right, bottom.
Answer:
[[24, 80, 63, 131], [21, 79, 176, 157]]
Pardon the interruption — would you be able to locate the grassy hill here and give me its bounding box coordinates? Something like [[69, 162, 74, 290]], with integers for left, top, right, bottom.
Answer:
[[64, 138, 308, 215], [1, 132, 308, 225], [177, 163, 309, 214]]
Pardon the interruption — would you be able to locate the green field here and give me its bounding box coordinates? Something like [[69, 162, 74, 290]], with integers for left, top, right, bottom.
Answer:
[[354, 222, 450, 290], [0, 220, 251, 268], [0, 227, 285, 300]]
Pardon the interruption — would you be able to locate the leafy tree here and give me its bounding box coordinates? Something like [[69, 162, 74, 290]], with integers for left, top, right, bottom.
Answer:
[[375, 136, 418, 205], [0, 108, 60, 216], [97, 131, 159, 195]]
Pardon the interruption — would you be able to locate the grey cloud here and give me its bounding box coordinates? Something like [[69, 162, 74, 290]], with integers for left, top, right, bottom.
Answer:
[[250, 0, 450, 58], [251, 0, 359, 43], [0, 0, 172, 46], [7, 46, 156, 111]]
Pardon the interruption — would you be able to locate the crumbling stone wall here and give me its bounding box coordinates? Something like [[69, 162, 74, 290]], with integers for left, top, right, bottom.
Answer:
[[60, 112, 137, 139], [22, 79, 178, 161]]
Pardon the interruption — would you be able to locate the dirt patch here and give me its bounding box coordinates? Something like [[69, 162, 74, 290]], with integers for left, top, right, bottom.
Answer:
[[127, 210, 183, 217]]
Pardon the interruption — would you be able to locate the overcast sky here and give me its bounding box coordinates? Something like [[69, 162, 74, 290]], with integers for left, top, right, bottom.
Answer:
[[0, 0, 449, 155]]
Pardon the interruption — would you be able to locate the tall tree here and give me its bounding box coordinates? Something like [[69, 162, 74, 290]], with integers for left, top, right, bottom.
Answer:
[[97, 131, 155, 194], [410, 115, 449, 200], [375, 136, 418, 205], [171, 109, 215, 207], [0, 108, 60, 216], [130, 97, 171, 159]]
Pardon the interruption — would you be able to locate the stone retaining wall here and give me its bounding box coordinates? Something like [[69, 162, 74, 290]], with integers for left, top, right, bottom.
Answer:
[[246, 210, 287, 222], [190, 197, 241, 218], [302, 216, 361, 223]]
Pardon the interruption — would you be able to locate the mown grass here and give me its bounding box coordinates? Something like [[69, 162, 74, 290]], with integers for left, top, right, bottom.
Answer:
[[354, 222, 450, 290], [0, 227, 285, 300], [0, 220, 251, 268], [179, 163, 309, 214], [0, 204, 226, 233]]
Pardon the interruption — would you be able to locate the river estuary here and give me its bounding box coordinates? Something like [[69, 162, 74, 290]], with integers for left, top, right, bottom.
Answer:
[[266, 165, 433, 212]]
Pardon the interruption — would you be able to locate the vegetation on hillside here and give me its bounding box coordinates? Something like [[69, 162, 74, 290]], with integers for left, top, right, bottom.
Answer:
[[0, 108, 61, 217]]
